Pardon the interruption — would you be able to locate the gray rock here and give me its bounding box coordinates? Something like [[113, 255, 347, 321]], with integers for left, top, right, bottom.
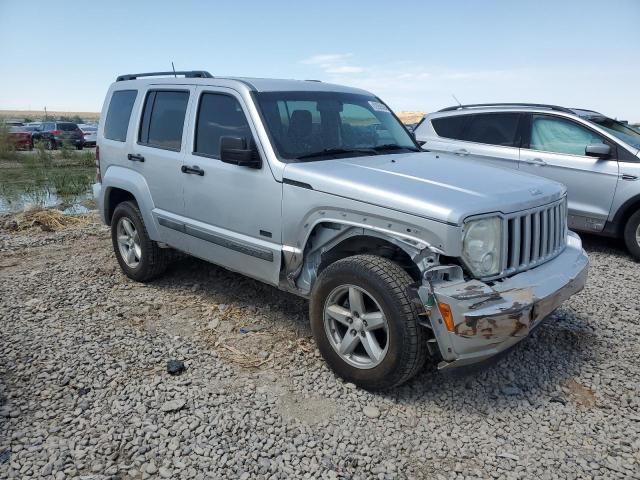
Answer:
[[161, 399, 187, 413], [363, 405, 380, 419]]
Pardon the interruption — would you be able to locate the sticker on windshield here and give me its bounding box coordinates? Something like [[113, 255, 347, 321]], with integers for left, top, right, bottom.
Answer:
[[369, 101, 390, 113]]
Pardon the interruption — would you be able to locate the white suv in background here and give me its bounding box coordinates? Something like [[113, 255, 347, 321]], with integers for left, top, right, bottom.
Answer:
[[414, 104, 640, 259]]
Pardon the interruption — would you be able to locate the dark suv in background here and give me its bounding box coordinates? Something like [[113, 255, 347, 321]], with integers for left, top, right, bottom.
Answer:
[[38, 122, 85, 150]]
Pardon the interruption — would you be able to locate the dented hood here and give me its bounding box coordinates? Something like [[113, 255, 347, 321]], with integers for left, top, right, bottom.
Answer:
[[283, 151, 566, 225]]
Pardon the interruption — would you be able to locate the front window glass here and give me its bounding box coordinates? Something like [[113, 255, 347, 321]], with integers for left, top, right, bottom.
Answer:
[[195, 93, 252, 158], [587, 116, 640, 150], [530, 115, 606, 156], [255, 91, 418, 161]]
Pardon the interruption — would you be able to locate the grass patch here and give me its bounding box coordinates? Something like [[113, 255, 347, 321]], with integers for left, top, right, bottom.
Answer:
[[0, 123, 19, 161]]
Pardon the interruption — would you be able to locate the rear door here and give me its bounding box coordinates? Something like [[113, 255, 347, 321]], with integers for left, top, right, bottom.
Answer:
[[519, 114, 619, 232], [421, 113, 522, 170], [456, 112, 522, 170], [131, 87, 195, 218]]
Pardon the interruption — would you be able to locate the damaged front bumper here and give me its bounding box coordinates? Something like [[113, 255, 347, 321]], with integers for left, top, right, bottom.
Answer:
[[418, 232, 589, 369]]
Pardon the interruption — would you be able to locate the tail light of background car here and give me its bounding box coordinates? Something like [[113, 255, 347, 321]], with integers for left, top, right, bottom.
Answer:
[[95, 146, 101, 183], [52, 130, 60, 135]]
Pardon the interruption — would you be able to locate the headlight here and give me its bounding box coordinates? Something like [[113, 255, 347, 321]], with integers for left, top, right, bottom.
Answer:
[[462, 217, 502, 277]]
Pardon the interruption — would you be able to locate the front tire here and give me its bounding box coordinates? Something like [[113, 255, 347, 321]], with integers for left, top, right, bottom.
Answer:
[[310, 255, 428, 390], [111, 201, 168, 281], [623, 210, 640, 261]]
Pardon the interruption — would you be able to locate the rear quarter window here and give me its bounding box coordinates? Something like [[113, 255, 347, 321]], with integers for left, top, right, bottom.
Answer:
[[431, 115, 469, 140], [104, 90, 138, 142]]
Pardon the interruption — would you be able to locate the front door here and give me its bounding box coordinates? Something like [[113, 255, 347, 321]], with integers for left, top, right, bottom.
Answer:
[[180, 87, 282, 285], [519, 114, 619, 232]]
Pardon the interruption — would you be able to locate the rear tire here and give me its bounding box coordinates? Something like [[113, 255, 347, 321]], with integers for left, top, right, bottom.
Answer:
[[111, 201, 168, 281], [310, 254, 428, 390], [623, 210, 640, 261]]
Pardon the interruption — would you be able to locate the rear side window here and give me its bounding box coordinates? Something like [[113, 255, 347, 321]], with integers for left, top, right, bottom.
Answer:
[[58, 123, 77, 131], [104, 90, 137, 142], [194, 93, 251, 158], [139, 90, 189, 151], [431, 115, 469, 140], [464, 113, 521, 147]]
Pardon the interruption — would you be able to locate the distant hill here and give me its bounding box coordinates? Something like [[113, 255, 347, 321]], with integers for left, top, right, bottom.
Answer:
[[0, 110, 101, 122], [396, 111, 425, 124]]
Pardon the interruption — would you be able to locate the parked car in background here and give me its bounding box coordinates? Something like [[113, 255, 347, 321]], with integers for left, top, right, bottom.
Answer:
[[414, 103, 640, 260], [78, 124, 98, 146], [23, 124, 43, 142], [5, 120, 24, 127], [7, 126, 33, 150], [39, 121, 85, 150], [94, 71, 588, 390]]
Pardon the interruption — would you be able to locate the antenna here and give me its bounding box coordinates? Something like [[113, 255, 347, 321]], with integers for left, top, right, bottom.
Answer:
[[171, 62, 177, 78], [452, 94, 462, 107]]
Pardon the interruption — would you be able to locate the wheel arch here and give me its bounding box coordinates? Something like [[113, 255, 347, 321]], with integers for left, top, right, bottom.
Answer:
[[610, 193, 640, 237], [284, 220, 439, 295], [101, 166, 160, 240]]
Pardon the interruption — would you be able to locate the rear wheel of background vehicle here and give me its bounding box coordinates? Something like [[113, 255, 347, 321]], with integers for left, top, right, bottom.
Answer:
[[111, 201, 168, 282], [76, 144, 83, 150], [309, 254, 428, 390], [623, 210, 640, 261]]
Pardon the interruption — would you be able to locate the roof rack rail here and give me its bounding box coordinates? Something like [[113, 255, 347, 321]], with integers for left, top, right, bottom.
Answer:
[[438, 103, 574, 114], [116, 71, 213, 82]]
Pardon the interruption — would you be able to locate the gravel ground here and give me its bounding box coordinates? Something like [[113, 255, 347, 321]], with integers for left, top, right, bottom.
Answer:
[[0, 215, 639, 479]]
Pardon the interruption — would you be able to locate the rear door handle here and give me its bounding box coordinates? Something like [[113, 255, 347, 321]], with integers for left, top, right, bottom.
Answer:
[[524, 157, 547, 166], [454, 148, 469, 156], [181, 165, 205, 176], [127, 153, 145, 162]]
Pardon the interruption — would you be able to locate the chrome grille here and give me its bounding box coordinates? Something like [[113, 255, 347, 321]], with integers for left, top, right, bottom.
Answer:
[[502, 197, 567, 276]]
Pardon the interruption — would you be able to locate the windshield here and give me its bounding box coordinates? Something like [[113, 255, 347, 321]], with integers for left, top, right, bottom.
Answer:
[[587, 116, 640, 150], [254, 91, 418, 161]]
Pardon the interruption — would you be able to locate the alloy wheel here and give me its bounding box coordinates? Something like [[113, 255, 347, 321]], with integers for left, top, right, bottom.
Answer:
[[116, 217, 142, 268], [323, 284, 389, 369]]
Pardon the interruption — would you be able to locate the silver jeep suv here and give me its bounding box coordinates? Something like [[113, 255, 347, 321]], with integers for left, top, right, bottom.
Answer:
[[414, 103, 640, 259], [94, 73, 588, 390]]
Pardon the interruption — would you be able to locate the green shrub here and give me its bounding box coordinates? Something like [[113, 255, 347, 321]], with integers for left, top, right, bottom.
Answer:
[[0, 123, 19, 161]]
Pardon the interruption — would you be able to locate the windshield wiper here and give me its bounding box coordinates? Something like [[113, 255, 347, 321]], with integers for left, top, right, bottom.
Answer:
[[296, 148, 377, 160], [372, 144, 420, 152]]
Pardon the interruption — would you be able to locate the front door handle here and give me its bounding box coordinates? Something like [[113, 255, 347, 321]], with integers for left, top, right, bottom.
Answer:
[[127, 153, 145, 162], [454, 148, 469, 156], [524, 157, 547, 166], [181, 165, 205, 176]]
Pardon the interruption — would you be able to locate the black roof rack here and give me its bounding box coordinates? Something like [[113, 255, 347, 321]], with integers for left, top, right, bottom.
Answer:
[[438, 103, 574, 114], [116, 71, 213, 82]]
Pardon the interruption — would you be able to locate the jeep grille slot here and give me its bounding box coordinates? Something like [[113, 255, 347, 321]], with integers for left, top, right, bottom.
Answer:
[[503, 197, 567, 277]]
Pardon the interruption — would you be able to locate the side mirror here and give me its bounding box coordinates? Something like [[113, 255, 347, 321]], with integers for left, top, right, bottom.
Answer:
[[585, 143, 611, 158], [220, 136, 262, 169]]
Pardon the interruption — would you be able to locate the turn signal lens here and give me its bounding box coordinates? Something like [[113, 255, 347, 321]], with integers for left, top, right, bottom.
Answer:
[[438, 302, 455, 332]]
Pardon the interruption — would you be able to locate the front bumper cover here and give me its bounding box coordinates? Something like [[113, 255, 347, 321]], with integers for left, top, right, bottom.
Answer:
[[418, 231, 589, 368]]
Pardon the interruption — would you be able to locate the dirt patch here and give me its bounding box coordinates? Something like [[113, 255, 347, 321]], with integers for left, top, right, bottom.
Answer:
[[564, 378, 596, 408]]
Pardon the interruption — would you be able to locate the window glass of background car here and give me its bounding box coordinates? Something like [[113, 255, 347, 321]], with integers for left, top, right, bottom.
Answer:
[[431, 115, 469, 140], [139, 91, 189, 150], [195, 93, 252, 158], [58, 123, 77, 132], [104, 90, 137, 142], [464, 113, 521, 146], [530, 115, 606, 156]]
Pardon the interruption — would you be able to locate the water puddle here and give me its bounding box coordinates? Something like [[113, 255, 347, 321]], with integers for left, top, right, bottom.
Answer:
[[0, 161, 95, 214]]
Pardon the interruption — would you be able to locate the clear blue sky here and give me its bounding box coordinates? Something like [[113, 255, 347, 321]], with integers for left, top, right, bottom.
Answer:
[[1, 0, 639, 120]]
